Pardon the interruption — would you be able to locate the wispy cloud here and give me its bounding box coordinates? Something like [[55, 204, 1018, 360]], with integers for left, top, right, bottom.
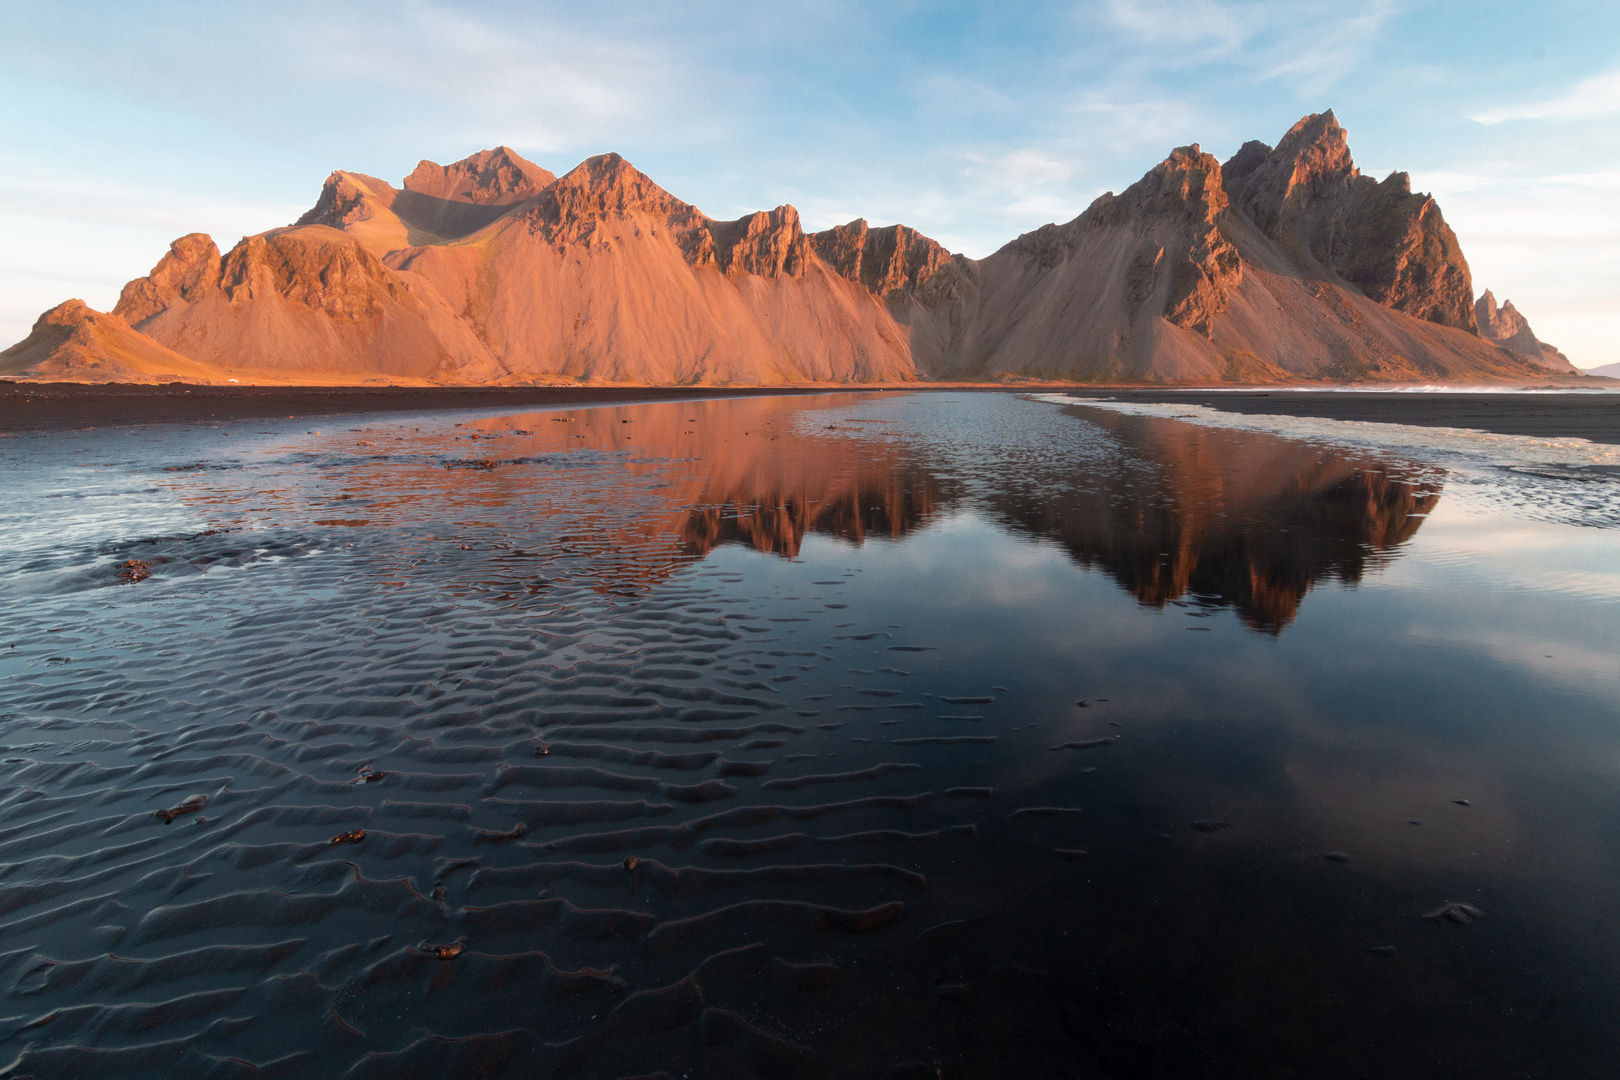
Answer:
[[1472, 70, 1620, 125], [1101, 0, 1399, 93], [1103, 0, 1249, 51]]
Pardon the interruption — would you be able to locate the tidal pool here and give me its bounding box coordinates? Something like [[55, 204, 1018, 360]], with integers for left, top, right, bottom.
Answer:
[[1, 391, 1616, 1079]]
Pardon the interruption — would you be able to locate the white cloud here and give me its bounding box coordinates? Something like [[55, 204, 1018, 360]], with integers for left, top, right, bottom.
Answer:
[[1104, 0, 1250, 51], [1472, 70, 1620, 125], [1101, 0, 1399, 94]]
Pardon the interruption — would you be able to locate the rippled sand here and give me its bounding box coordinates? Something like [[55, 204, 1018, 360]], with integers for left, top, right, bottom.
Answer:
[[2, 392, 1618, 1078]]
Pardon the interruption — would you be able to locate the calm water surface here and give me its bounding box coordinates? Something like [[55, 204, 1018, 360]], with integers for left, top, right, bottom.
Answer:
[[1, 391, 1617, 1079]]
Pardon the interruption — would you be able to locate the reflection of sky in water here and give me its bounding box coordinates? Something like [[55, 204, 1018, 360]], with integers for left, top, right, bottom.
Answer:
[[1, 392, 1617, 1076]]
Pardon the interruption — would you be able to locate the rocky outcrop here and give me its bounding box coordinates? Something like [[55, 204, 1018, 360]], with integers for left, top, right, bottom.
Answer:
[[1093, 144, 1241, 336], [523, 153, 702, 246], [6, 114, 1582, 385], [703, 206, 808, 278], [811, 220, 956, 299], [1475, 290, 1574, 371], [932, 143, 1246, 380], [102, 225, 502, 382], [1223, 112, 1477, 331], [1228, 113, 1359, 236], [1311, 170, 1477, 330], [298, 147, 556, 249], [401, 146, 553, 205], [114, 233, 222, 326]]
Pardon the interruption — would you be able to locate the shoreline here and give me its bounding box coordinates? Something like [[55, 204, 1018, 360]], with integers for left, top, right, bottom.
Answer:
[[2, 380, 1618, 445], [1065, 388, 1620, 446]]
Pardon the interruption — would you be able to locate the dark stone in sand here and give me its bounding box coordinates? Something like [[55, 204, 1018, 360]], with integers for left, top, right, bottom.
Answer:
[[423, 936, 466, 960], [1453, 799, 1472, 806], [1325, 852, 1351, 862], [154, 793, 206, 823], [1191, 819, 1230, 833]]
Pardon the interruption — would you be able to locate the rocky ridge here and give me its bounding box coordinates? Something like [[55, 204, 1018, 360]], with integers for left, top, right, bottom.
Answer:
[[2, 114, 1584, 384], [1476, 289, 1570, 368]]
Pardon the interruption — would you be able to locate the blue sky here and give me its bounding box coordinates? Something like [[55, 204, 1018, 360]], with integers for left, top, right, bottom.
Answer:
[[4, 0, 1618, 367]]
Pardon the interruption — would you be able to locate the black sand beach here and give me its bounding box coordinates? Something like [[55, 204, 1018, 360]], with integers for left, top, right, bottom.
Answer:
[[1073, 388, 1620, 445], [2, 391, 1617, 1078], [4, 382, 1620, 443], [0, 382, 843, 433]]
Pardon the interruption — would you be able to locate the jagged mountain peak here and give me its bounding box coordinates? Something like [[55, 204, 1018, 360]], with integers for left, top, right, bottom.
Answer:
[[402, 146, 554, 205], [5, 111, 1585, 386], [537, 152, 698, 222], [1102, 143, 1228, 225], [1232, 110, 1359, 233], [810, 219, 959, 300], [1221, 140, 1272, 191], [1476, 288, 1574, 370], [294, 171, 398, 232], [114, 232, 222, 326]]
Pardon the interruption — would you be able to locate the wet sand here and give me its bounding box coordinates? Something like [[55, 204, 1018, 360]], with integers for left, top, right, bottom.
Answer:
[[2, 393, 1618, 1077], [1070, 389, 1620, 445], [4, 381, 1619, 444], [0, 382, 850, 432]]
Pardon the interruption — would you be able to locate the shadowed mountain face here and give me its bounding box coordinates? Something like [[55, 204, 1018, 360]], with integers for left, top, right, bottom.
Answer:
[[441, 397, 1436, 629], [2, 115, 1578, 385]]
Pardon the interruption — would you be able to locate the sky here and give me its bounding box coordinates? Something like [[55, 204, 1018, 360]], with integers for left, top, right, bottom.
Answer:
[[3, 0, 1619, 368]]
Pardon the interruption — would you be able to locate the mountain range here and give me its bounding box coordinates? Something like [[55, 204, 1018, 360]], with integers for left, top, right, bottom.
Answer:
[[1, 111, 1582, 386]]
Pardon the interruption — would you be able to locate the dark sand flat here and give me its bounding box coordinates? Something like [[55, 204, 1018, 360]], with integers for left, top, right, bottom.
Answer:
[[0, 382, 846, 432], [3, 381, 1618, 445], [1070, 389, 1620, 446]]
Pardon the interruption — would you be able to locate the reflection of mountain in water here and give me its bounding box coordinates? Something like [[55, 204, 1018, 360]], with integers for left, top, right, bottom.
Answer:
[[457, 396, 1435, 628], [988, 407, 1441, 631], [467, 396, 955, 572], [680, 464, 946, 558]]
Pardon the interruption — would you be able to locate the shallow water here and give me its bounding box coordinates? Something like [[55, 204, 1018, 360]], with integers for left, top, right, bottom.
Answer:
[[1, 391, 1617, 1079]]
